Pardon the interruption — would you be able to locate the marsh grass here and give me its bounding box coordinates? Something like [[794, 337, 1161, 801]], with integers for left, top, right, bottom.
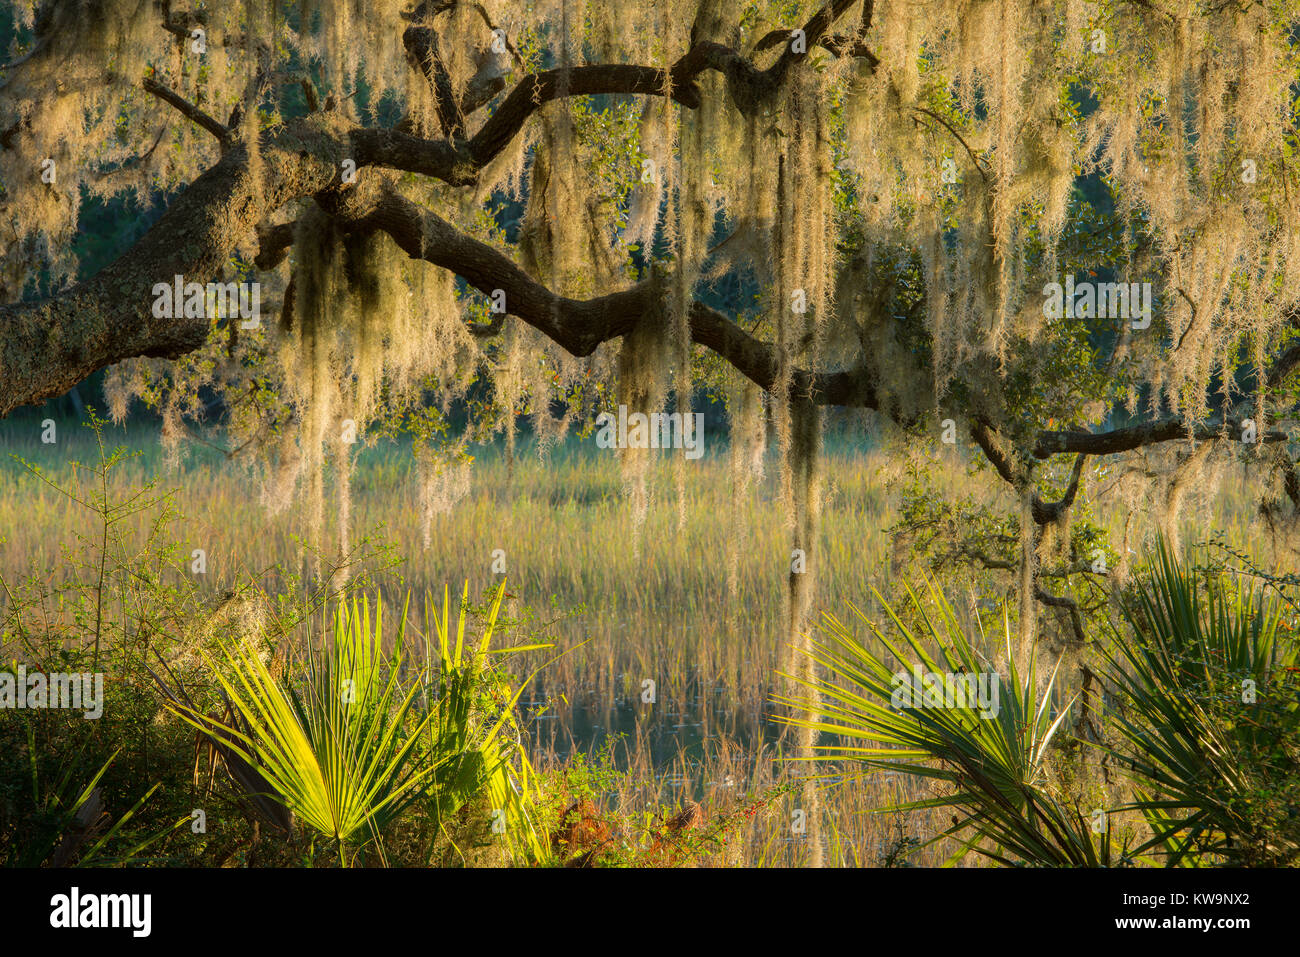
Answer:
[[0, 413, 1285, 865]]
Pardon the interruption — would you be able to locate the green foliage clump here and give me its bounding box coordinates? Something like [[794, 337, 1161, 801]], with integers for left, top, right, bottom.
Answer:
[[777, 542, 1300, 868]]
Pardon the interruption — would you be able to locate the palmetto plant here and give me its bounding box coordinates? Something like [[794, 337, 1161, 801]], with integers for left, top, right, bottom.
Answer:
[[1102, 542, 1300, 866], [6, 747, 184, 868], [162, 595, 435, 861], [778, 545, 1300, 868], [418, 583, 549, 863], [158, 584, 546, 865], [775, 582, 1122, 867]]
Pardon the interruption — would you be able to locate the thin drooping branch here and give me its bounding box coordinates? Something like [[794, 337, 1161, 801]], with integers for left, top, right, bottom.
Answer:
[[349, 126, 473, 184], [1032, 415, 1286, 458], [461, 69, 508, 117], [143, 77, 232, 147], [3, 65, 1289, 476], [1035, 453, 1088, 524], [971, 418, 1031, 487], [403, 1, 468, 138], [321, 187, 880, 407], [0, 0, 1291, 494], [913, 107, 990, 184], [471, 0, 866, 170], [328, 188, 647, 352], [0, 0, 864, 389], [226, 41, 275, 131], [0, 119, 344, 415], [5, 24, 815, 412], [969, 416, 1063, 523], [90, 124, 169, 183], [469, 65, 705, 165], [160, 10, 207, 44], [766, 0, 861, 87], [689, 301, 878, 407], [973, 410, 1281, 528], [819, 34, 881, 67], [463, 2, 524, 68], [1034, 588, 1087, 644], [273, 71, 323, 113]]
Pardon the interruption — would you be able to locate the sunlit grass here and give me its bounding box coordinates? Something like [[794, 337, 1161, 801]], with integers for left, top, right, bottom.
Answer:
[[0, 413, 1282, 865]]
